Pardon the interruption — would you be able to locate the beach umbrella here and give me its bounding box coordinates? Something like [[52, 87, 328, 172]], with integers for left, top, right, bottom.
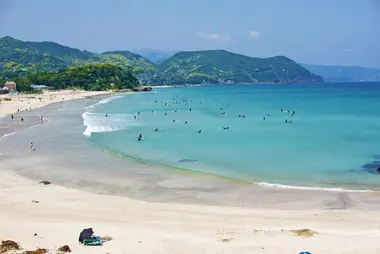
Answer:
[[79, 228, 94, 243]]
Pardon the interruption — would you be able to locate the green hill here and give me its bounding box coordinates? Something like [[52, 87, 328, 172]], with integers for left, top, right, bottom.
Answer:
[[0, 36, 324, 85], [0, 36, 92, 74], [159, 50, 323, 84]]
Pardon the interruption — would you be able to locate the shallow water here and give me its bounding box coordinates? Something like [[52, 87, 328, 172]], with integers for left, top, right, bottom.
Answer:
[[81, 83, 380, 190]]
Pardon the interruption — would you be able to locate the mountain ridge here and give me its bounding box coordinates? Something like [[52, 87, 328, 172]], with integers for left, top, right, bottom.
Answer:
[[0, 36, 323, 85]]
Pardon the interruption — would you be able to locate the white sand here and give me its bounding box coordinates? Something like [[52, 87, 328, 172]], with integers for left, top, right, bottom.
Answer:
[[0, 169, 379, 254], [0, 90, 112, 118]]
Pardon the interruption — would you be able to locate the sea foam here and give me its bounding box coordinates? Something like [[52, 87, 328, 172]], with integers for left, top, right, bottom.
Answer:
[[82, 112, 137, 137], [256, 182, 373, 193]]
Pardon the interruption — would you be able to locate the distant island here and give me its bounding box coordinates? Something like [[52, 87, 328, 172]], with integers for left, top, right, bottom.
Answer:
[[301, 63, 380, 82], [0, 36, 323, 91]]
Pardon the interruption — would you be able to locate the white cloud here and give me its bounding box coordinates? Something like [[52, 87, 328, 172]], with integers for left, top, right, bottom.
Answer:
[[196, 32, 231, 41], [249, 31, 260, 40]]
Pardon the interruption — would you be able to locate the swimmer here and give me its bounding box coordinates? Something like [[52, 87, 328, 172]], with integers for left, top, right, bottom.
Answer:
[[154, 128, 159, 132], [198, 130, 202, 133], [164, 113, 167, 115], [292, 111, 295, 116], [189, 108, 192, 111], [263, 117, 266, 120], [138, 112, 140, 115], [222, 127, 230, 130], [105, 113, 108, 117], [134, 115, 137, 119], [138, 134, 143, 141], [185, 121, 189, 124]]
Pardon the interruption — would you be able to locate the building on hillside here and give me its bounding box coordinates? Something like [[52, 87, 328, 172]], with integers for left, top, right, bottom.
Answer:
[[3, 81, 16, 92]]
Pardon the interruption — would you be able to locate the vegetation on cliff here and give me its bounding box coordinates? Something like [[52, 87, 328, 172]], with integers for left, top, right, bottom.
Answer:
[[6, 64, 139, 92]]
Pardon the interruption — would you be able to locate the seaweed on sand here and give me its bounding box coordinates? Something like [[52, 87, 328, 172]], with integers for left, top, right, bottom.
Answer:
[[57, 245, 71, 252], [0, 240, 20, 253], [23, 249, 48, 254], [289, 229, 318, 237]]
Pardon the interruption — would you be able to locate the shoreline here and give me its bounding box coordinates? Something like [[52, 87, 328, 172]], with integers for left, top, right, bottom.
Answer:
[[1, 91, 377, 195], [103, 147, 376, 193]]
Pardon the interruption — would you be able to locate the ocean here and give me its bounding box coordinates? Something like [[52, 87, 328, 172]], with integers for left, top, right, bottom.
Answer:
[[82, 83, 380, 191]]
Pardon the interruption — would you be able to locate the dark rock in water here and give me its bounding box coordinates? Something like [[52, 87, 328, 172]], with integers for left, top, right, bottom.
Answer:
[[178, 159, 198, 163], [360, 161, 380, 174], [133, 87, 152, 92]]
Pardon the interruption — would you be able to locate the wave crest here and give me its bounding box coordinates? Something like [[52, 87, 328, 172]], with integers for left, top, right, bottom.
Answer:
[[256, 182, 373, 193]]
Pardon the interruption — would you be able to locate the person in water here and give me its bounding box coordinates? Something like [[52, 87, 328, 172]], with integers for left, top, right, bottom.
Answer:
[[29, 142, 34, 152], [198, 130, 202, 133], [138, 134, 143, 141], [105, 113, 108, 117], [154, 128, 159, 132], [292, 111, 295, 117], [223, 127, 229, 130], [185, 121, 188, 124]]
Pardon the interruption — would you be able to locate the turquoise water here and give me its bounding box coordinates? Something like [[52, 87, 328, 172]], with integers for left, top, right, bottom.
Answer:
[[83, 83, 380, 190]]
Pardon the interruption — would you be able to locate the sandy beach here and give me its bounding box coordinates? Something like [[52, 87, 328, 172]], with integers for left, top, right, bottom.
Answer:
[[0, 90, 112, 118], [1, 170, 380, 254], [1, 91, 380, 254]]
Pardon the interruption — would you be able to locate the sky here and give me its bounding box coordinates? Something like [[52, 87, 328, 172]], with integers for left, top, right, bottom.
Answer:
[[0, 0, 379, 68]]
